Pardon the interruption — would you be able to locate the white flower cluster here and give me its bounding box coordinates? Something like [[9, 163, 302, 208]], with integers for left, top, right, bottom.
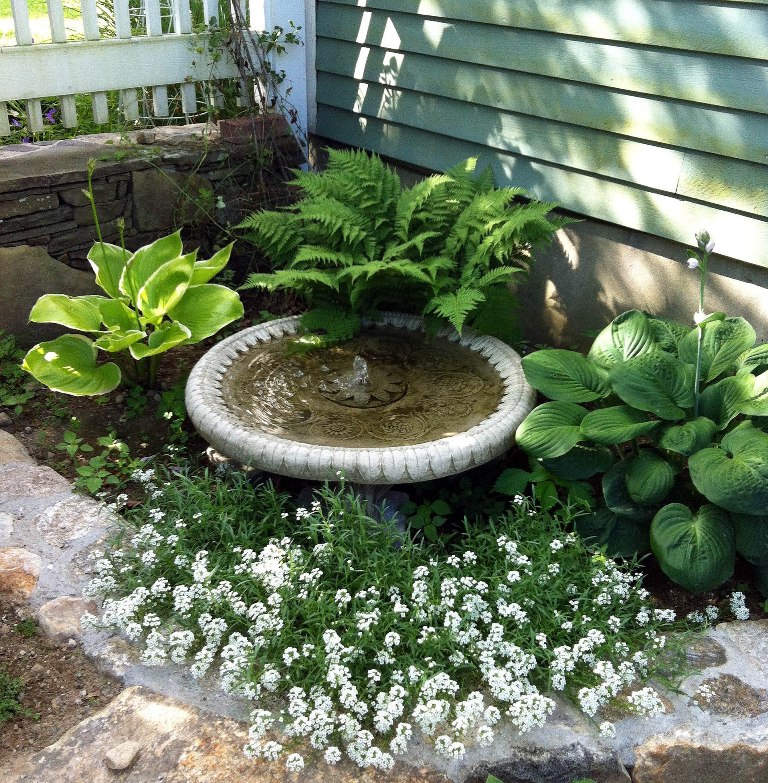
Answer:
[[84, 490, 679, 772]]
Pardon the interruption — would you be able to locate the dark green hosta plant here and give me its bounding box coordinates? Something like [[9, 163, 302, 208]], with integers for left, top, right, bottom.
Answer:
[[515, 234, 768, 594], [239, 148, 567, 341], [22, 232, 243, 395]]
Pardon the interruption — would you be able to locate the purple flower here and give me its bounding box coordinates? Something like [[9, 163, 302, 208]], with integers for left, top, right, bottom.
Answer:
[[44, 107, 57, 124], [10, 117, 21, 127]]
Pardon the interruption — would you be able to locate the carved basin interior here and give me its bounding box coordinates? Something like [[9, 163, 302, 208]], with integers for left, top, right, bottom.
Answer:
[[186, 313, 534, 485]]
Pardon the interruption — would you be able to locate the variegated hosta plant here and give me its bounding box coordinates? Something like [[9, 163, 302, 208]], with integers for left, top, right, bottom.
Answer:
[[515, 306, 768, 595], [22, 232, 243, 395]]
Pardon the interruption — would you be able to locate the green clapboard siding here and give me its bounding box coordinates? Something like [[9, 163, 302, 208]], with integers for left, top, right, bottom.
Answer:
[[316, 1, 768, 266]]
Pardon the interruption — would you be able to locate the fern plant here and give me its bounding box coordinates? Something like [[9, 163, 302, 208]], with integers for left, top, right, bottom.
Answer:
[[239, 149, 568, 340]]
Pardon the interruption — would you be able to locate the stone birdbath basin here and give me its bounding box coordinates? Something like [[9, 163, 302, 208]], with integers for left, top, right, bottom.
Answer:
[[186, 312, 534, 505]]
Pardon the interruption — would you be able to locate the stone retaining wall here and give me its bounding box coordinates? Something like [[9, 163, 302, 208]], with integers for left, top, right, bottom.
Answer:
[[0, 123, 302, 269]]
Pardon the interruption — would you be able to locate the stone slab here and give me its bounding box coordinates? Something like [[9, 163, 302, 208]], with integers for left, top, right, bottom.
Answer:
[[0, 245, 99, 348], [0, 205, 74, 236], [3, 686, 451, 783], [34, 495, 115, 548], [0, 546, 42, 600], [36, 596, 97, 644], [0, 192, 58, 220], [0, 463, 71, 498], [0, 430, 35, 465], [59, 180, 117, 207], [633, 730, 768, 783]]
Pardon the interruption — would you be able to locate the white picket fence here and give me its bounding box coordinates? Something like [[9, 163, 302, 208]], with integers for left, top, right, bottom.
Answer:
[[0, 0, 312, 138]]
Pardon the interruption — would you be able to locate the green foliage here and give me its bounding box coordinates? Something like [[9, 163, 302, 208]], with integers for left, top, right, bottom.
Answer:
[[240, 150, 567, 339], [22, 170, 243, 396], [0, 668, 37, 723], [56, 421, 142, 495], [517, 304, 768, 593], [0, 331, 35, 414], [14, 618, 39, 638]]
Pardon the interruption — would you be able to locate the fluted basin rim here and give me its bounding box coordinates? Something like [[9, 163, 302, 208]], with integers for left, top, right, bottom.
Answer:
[[185, 313, 535, 484]]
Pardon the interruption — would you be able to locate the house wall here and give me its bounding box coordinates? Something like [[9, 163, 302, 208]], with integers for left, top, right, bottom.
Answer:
[[314, 0, 768, 267]]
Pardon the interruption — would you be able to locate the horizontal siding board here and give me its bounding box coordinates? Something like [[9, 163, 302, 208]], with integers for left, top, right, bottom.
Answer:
[[325, 0, 768, 60], [316, 6, 768, 114], [317, 40, 768, 166], [315, 105, 768, 266], [317, 72, 686, 194], [318, 72, 767, 218], [678, 154, 768, 217]]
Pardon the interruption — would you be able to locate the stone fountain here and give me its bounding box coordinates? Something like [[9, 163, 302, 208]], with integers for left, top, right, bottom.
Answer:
[[185, 313, 534, 502]]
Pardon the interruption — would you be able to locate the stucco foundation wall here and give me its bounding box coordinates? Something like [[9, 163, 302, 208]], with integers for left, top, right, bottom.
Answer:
[[521, 219, 768, 348]]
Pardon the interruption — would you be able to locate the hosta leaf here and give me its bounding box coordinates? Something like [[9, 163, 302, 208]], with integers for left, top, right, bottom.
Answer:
[[575, 507, 650, 557], [588, 310, 658, 369], [732, 512, 768, 566], [29, 294, 106, 332], [521, 349, 610, 402], [167, 284, 244, 343], [22, 335, 121, 396], [752, 563, 768, 597], [739, 343, 768, 372], [542, 445, 614, 480], [657, 417, 717, 456], [689, 422, 768, 513], [87, 242, 129, 300], [129, 321, 191, 360], [608, 352, 694, 420], [624, 451, 675, 506], [650, 503, 735, 593], [189, 243, 234, 285], [119, 231, 184, 302], [581, 405, 661, 445], [98, 299, 141, 334], [602, 460, 657, 521], [678, 317, 756, 382], [493, 468, 534, 496], [648, 316, 689, 354], [137, 254, 195, 322], [739, 369, 768, 416], [94, 330, 145, 352], [699, 374, 755, 429], [515, 401, 587, 459]]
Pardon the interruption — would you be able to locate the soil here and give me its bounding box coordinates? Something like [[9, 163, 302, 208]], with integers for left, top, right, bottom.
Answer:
[[0, 596, 123, 758]]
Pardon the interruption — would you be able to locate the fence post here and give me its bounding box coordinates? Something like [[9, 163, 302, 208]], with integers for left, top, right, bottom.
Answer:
[[248, 0, 313, 140]]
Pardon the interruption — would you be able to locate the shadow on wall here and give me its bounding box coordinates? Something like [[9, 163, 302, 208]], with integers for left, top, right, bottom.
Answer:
[[519, 218, 768, 349]]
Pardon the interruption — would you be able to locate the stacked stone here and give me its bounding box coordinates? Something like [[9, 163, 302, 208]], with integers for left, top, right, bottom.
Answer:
[[0, 123, 304, 270]]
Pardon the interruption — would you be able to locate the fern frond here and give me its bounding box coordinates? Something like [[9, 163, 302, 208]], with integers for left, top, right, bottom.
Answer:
[[291, 246, 359, 269], [420, 255, 457, 282], [242, 268, 340, 293], [465, 265, 523, 290], [296, 198, 371, 253], [300, 305, 361, 342], [473, 200, 559, 267], [468, 286, 520, 345], [382, 231, 442, 262], [424, 288, 486, 334], [393, 174, 452, 241], [237, 210, 303, 264]]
